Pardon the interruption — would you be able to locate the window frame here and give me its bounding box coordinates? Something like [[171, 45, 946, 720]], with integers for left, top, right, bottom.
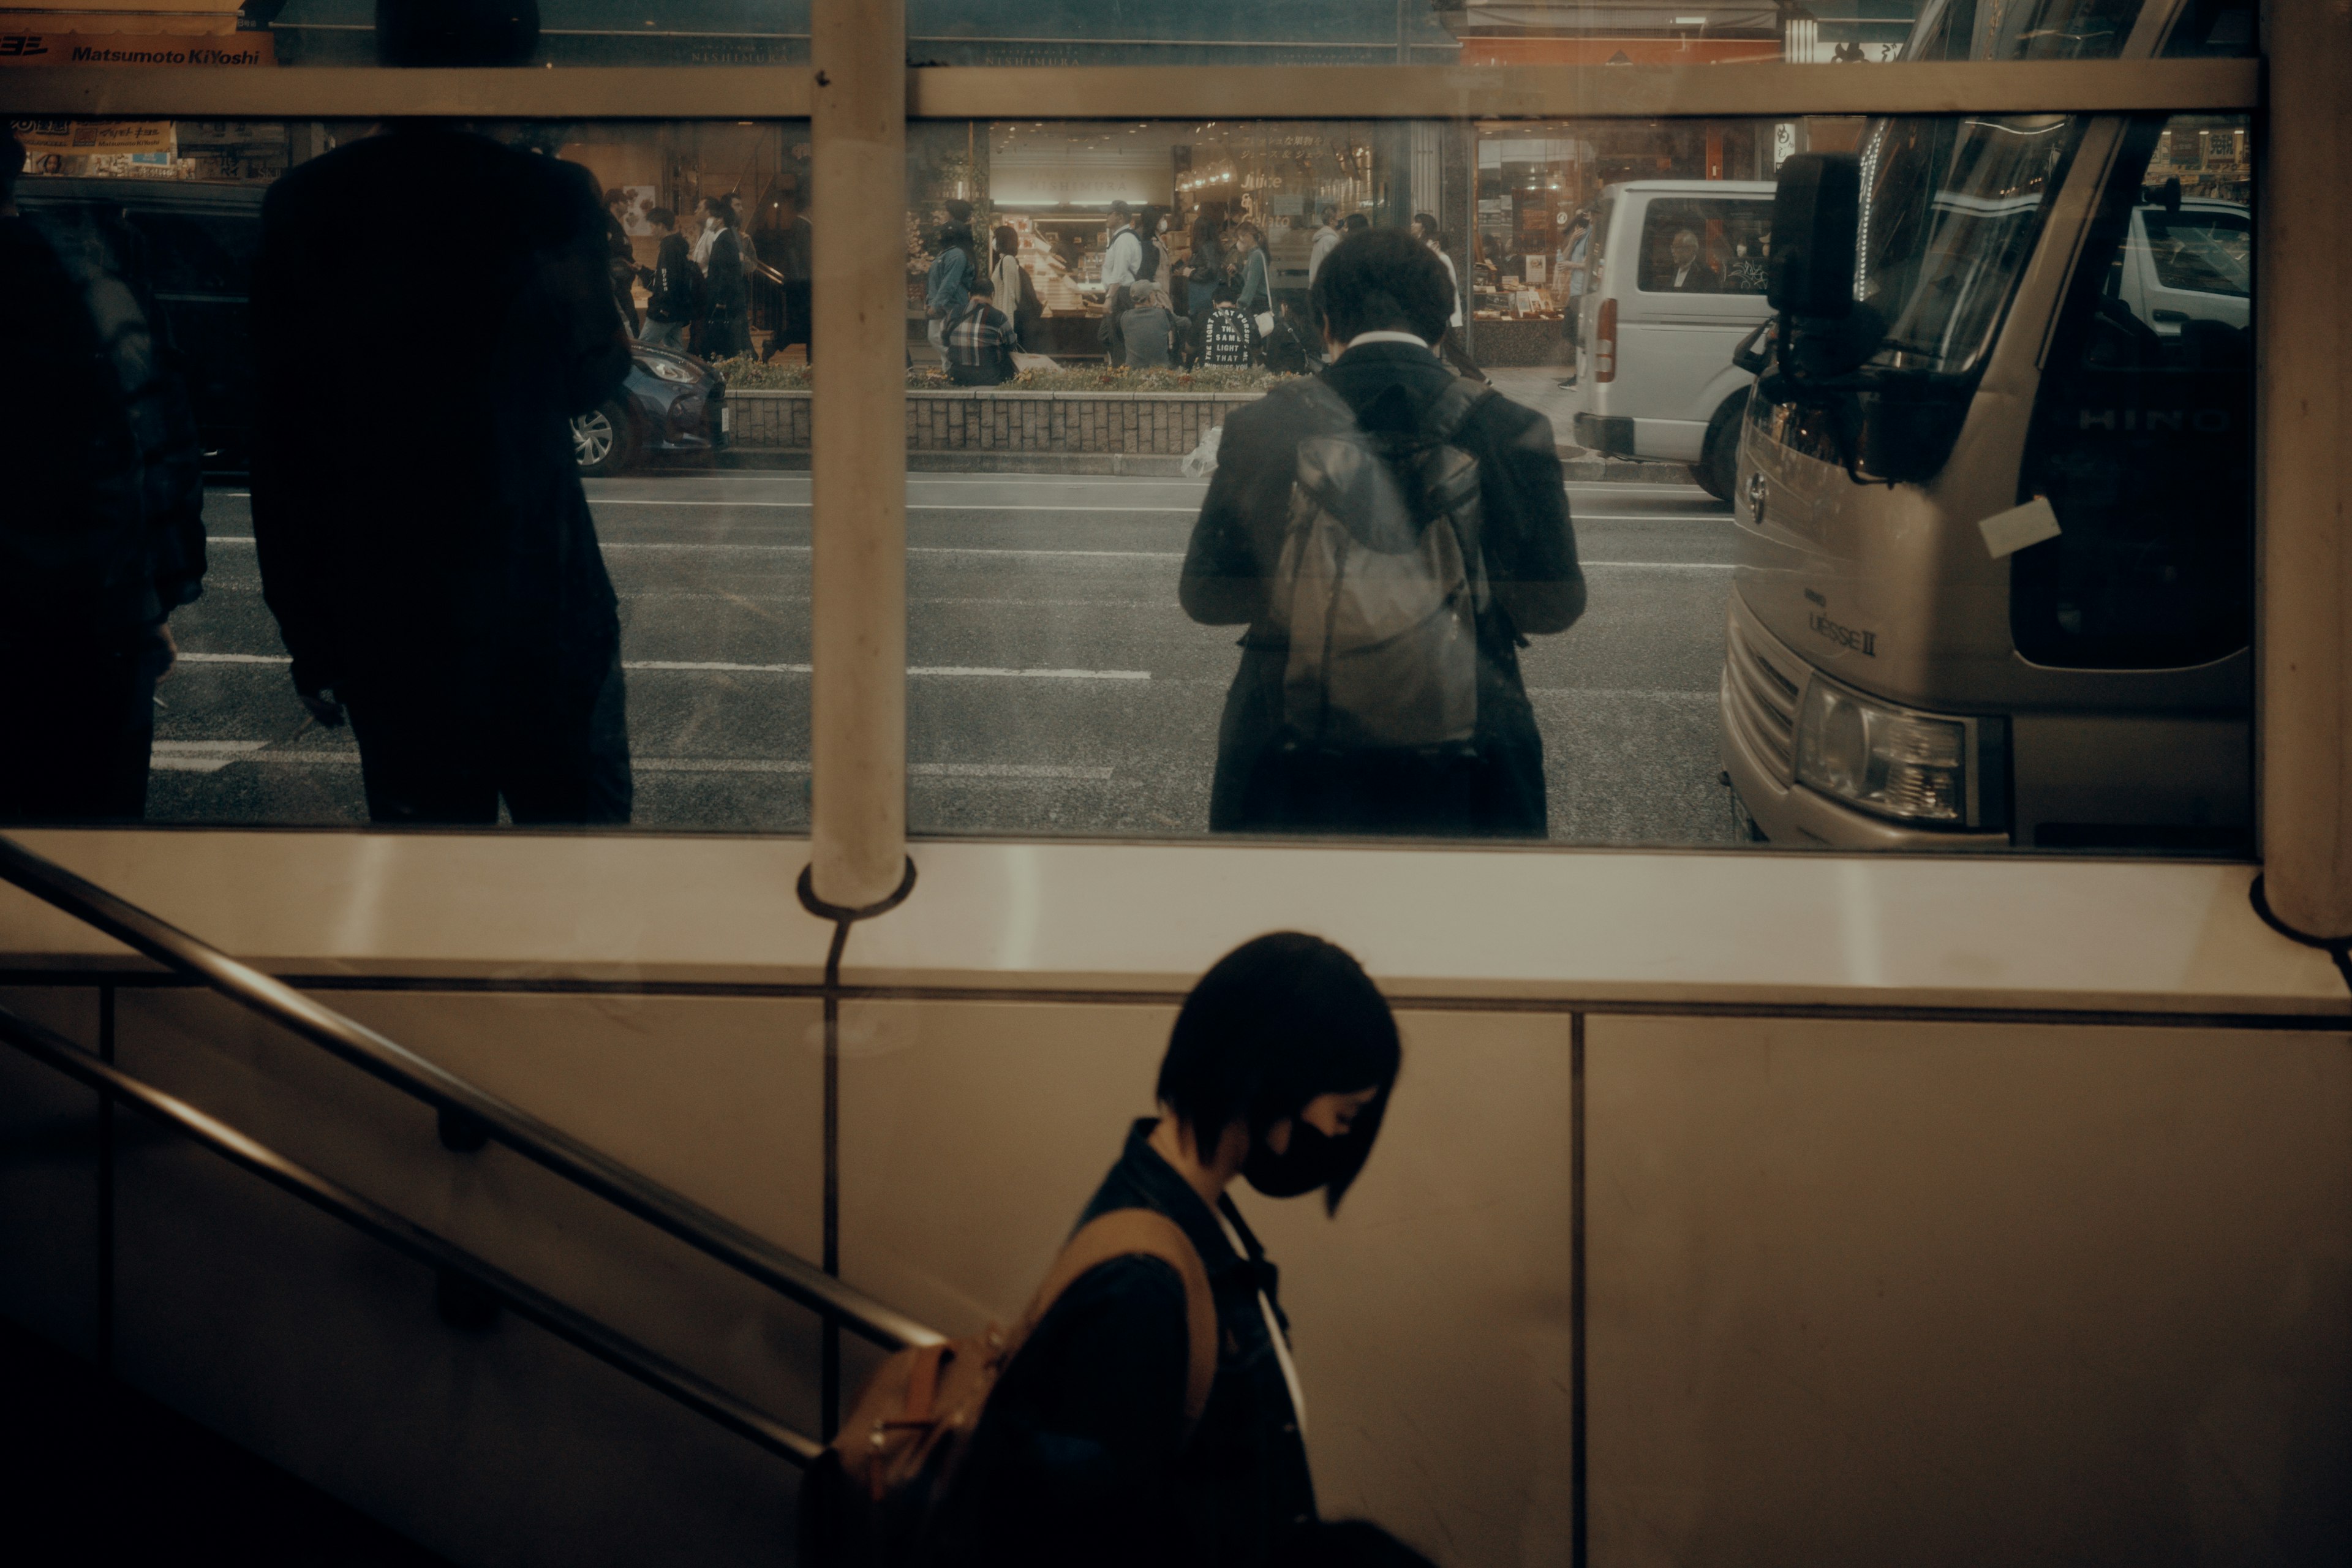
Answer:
[[6, 36, 2305, 908]]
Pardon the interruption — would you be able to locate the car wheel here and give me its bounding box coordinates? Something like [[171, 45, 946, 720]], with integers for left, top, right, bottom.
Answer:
[[572, 400, 635, 477], [1694, 393, 1746, 502]]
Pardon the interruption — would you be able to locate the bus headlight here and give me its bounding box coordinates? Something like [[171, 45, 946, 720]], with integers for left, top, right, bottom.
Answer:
[[1795, 680, 1968, 823]]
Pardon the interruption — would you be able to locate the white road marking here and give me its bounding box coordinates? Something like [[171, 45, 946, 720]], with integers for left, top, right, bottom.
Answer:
[[180, 652, 1150, 680], [146, 746, 1114, 782]]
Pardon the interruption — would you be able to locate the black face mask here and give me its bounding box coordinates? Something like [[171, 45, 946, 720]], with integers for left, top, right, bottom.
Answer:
[[1242, 1120, 1350, 1199]]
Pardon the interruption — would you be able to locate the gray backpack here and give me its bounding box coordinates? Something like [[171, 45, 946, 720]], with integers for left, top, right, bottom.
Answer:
[[1269, 378, 1494, 751]]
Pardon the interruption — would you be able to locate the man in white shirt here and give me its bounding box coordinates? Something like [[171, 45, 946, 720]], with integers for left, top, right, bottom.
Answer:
[[1097, 200, 1144, 358], [1306, 205, 1341, 286]]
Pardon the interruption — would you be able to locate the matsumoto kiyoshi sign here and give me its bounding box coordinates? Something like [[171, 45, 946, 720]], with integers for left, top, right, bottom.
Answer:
[[0, 32, 276, 67]]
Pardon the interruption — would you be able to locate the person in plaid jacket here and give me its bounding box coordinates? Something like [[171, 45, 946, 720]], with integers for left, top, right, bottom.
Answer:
[[942, 274, 1023, 386]]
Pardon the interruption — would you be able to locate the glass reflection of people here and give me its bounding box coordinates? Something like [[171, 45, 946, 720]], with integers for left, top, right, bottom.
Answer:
[[248, 0, 635, 826], [0, 126, 206, 824], [1180, 230, 1585, 839], [758, 179, 813, 363], [602, 186, 640, 333], [1411, 211, 1486, 383], [702, 197, 749, 358], [991, 222, 1039, 350], [639, 206, 695, 350]]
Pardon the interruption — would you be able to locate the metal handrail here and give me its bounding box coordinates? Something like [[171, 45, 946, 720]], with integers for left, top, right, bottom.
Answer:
[[0, 998, 822, 1466], [0, 834, 943, 1354]]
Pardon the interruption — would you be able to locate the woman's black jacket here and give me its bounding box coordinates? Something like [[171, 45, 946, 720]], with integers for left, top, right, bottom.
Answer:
[[920, 1120, 1316, 1568]]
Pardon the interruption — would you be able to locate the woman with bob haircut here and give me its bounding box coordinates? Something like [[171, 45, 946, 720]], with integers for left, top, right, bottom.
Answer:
[[919, 930, 1402, 1568]]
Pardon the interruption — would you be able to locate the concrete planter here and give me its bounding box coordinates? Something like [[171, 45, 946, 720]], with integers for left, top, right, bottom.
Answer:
[[723, 387, 1264, 457]]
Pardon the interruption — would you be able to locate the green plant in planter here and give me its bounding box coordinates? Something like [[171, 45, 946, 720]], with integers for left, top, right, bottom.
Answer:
[[703, 355, 1295, 394]]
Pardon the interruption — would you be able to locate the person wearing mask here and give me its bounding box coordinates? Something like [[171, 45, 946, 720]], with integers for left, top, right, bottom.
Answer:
[[941, 274, 1022, 387], [1097, 199, 1145, 361], [1410, 211, 1485, 383], [248, 0, 636, 826], [1121, 285, 1182, 370], [1196, 280, 1259, 368], [925, 197, 979, 356], [638, 206, 698, 350], [1232, 222, 1273, 352], [919, 930, 1404, 1568], [1305, 203, 1341, 287], [601, 187, 640, 333], [0, 126, 206, 823], [990, 222, 1039, 352], [1180, 228, 1583, 837]]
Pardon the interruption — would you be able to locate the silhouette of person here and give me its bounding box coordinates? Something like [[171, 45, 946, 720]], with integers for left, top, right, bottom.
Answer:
[[249, 0, 636, 824]]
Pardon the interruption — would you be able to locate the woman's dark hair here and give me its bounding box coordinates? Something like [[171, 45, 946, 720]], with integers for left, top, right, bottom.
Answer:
[[375, 0, 538, 66], [992, 223, 1018, 259], [646, 206, 674, 229], [1411, 210, 1441, 240], [1191, 213, 1219, 252], [1156, 932, 1401, 1214], [1310, 227, 1452, 345]]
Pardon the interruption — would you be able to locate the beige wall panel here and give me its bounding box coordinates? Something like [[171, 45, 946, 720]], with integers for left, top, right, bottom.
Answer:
[[116, 987, 829, 1427], [839, 998, 1574, 1566], [1587, 1017, 2352, 1567], [0, 986, 102, 1355]]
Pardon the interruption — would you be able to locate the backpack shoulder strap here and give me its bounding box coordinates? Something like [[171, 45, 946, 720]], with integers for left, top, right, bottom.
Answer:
[[1423, 377, 1496, 447], [1017, 1208, 1219, 1430]]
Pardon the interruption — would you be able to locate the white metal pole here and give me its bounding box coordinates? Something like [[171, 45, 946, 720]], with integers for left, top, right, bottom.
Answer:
[[809, 0, 908, 909]]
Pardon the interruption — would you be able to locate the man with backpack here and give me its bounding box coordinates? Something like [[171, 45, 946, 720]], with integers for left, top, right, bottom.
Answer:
[[1180, 227, 1585, 837], [637, 206, 699, 349]]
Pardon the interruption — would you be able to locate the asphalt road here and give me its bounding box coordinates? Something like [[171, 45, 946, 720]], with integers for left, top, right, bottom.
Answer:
[[154, 472, 1744, 845]]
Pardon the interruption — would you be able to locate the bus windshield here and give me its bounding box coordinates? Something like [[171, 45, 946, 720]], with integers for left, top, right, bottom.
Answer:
[[1853, 114, 2081, 377], [1837, 0, 2144, 380]]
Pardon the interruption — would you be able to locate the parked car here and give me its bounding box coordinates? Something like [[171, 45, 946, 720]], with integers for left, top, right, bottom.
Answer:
[[17, 175, 725, 477], [1570, 178, 1777, 499], [570, 340, 729, 477]]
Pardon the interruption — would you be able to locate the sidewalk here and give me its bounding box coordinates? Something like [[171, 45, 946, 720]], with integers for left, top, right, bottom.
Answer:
[[1480, 366, 1694, 485]]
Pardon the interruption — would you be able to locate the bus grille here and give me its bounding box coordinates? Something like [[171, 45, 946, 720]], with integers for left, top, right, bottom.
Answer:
[[1725, 616, 1800, 780]]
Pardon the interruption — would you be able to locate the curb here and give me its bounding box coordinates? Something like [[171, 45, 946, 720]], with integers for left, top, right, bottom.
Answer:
[[704, 447, 1692, 483]]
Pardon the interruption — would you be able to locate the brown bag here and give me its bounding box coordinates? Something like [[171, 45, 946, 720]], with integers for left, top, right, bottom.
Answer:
[[799, 1207, 1218, 1567]]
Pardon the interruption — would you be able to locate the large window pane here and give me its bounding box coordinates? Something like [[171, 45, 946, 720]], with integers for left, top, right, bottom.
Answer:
[[4, 118, 812, 832], [898, 105, 2251, 854]]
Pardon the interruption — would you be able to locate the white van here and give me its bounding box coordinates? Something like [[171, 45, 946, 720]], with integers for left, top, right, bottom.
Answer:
[[1571, 178, 1777, 499]]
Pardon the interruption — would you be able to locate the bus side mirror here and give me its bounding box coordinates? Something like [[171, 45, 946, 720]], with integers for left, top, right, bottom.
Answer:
[[1768, 154, 1860, 320]]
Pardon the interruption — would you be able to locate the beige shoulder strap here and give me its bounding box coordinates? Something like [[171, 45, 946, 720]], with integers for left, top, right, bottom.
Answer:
[[1014, 1208, 1219, 1429]]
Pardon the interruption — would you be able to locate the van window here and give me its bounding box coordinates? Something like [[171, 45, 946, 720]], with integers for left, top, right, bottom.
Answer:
[[2138, 205, 2248, 297], [1633, 197, 1771, 295], [2012, 115, 2253, 669]]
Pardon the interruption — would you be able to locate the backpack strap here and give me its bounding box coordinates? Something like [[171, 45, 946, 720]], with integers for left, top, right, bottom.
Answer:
[[1422, 376, 1496, 447], [1014, 1208, 1219, 1431]]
